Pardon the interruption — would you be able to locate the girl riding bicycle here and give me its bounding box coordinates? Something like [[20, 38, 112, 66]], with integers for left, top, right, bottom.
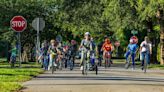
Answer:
[[48, 39, 59, 70], [125, 38, 139, 70], [101, 38, 114, 65]]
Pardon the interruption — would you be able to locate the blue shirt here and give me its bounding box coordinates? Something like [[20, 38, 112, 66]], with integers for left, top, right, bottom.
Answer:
[[128, 44, 138, 53]]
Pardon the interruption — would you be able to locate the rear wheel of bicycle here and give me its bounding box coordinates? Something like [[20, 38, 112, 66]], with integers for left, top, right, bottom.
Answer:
[[52, 66, 56, 74], [105, 59, 108, 69]]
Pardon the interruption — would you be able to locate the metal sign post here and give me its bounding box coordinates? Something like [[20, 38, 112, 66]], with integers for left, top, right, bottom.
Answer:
[[32, 18, 45, 62], [18, 33, 22, 67]]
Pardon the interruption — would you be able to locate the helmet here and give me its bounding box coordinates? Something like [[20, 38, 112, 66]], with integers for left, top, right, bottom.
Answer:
[[85, 32, 90, 36], [105, 38, 110, 43], [130, 36, 138, 44], [50, 39, 56, 43]]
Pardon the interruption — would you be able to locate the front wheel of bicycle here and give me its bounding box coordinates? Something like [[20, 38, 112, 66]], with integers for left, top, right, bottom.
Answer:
[[144, 59, 147, 73], [95, 65, 98, 75]]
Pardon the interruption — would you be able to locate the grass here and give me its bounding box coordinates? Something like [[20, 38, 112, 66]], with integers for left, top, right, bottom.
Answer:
[[0, 59, 44, 92], [148, 64, 164, 70], [0, 82, 22, 92]]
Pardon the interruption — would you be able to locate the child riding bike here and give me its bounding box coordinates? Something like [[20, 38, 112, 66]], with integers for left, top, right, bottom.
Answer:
[[125, 38, 139, 70], [48, 39, 59, 70], [101, 38, 114, 66]]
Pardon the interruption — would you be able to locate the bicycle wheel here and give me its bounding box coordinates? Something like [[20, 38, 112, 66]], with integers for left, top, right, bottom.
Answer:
[[144, 59, 147, 73], [70, 58, 73, 70], [52, 64, 54, 74], [105, 58, 108, 69], [108, 59, 111, 67], [95, 65, 98, 75]]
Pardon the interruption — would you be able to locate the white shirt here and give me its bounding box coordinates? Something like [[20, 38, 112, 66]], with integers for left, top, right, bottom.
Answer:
[[140, 41, 152, 52]]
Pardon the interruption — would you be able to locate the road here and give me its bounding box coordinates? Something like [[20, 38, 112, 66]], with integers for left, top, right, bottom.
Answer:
[[21, 60, 164, 92]]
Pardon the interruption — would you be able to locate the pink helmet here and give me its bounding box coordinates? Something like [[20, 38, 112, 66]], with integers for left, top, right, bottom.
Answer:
[[71, 40, 76, 45], [130, 36, 138, 44]]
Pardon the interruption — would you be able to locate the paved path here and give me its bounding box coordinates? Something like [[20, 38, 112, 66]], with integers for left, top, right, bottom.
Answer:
[[21, 61, 164, 92]]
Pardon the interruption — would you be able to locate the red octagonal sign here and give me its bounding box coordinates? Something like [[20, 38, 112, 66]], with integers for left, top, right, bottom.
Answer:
[[10, 16, 27, 32]]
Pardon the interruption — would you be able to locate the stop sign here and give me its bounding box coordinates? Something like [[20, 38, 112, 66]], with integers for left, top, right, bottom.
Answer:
[[10, 16, 27, 32]]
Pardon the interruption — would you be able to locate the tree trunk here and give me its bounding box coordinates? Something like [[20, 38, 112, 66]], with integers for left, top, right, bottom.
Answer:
[[147, 19, 158, 64], [157, 9, 164, 65], [160, 24, 164, 65]]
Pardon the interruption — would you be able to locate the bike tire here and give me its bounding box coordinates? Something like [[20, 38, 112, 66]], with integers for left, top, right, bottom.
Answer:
[[95, 65, 98, 75], [105, 59, 107, 69], [144, 59, 147, 73]]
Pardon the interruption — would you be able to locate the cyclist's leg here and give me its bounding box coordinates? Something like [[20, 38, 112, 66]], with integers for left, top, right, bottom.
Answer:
[[87, 51, 90, 69], [48, 55, 53, 70], [145, 52, 150, 65], [125, 51, 130, 62], [103, 51, 106, 63], [80, 51, 84, 66], [141, 52, 145, 68]]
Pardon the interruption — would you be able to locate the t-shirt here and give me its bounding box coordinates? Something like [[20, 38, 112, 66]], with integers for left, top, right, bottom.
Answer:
[[11, 47, 17, 57], [140, 41, 152, 52], [81, 39, 92, 50], [128, 44, 138, 53], [40, 47, 48, 56], [102, 43, 112, 51], [49, 46, 57, 55]]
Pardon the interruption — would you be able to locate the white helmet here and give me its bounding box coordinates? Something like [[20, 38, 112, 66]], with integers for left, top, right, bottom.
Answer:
[[85, 32, 90, 36]]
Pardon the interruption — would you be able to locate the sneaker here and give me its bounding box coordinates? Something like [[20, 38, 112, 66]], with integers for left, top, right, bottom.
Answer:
[[48, 67, 50, 71], [141, 66, 144, 70], [80, 66, 83, 70], [132, 67, 135, 70], [54, 63, 57, 67]]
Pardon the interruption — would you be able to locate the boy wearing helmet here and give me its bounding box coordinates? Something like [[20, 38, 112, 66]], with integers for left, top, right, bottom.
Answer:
[[125, 38, 139, 70], [101, 38, 114, 64]]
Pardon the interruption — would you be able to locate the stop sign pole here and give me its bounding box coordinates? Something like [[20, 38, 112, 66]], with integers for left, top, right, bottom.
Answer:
[[10, 16, 27, 68]]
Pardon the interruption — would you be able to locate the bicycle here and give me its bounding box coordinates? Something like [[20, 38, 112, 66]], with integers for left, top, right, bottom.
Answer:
[[125, 51, 136, 69], [104, 52, 111, 68], [90, 53, 98, 75]]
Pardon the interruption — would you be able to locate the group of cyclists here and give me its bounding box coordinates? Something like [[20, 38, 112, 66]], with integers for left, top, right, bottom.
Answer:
[[37, 31, 152, 73]]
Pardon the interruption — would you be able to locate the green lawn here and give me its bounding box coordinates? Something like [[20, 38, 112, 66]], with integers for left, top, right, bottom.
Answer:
[[148, 64, 164, 70], [0, 62, 43, 92]]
